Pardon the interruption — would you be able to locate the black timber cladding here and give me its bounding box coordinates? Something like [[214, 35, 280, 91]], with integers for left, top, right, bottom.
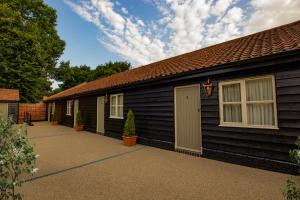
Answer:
[[61, 100, 74, 128], [48, 52, 300, 173], [105, 85, 175, 150], [8, 102, 18, 123], [200, 67, 300, 173], [78, 95, 97, 132]]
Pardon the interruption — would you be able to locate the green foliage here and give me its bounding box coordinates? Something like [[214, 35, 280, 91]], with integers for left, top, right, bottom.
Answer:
[[0, 0, 65, 102], [92, 61, 131, 80], [75, 110, 84, 126], [0, 117, 38, 200], [123, 109, 135, 136], [284, 137, 300, 200], [284, 179, 300, 200], [50, 61, 131, 94]]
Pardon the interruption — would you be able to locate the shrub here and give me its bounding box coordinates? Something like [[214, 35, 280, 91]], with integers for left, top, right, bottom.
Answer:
[[123, 109, 135, 136], [283, 137, 300, 200], [51, 111, 57, 121], [76, 110, 84, 126], [0, 117, 38, 200]]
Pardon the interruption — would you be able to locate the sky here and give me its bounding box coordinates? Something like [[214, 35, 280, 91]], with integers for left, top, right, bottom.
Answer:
[[45, 0, 300, 69]]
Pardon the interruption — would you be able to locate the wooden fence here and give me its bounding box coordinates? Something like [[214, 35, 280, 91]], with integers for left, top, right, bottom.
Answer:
[[19, 102, 47, 123]]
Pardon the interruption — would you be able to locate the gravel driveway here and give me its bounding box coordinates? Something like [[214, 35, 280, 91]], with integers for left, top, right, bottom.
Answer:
[[20, 122, 291, 200]]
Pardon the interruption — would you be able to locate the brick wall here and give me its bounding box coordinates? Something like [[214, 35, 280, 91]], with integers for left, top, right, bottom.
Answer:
[[19, 102, 46, 123]]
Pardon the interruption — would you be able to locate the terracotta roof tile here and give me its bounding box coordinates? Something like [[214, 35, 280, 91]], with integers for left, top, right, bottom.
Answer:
[[45, 20, 300, 101], [0, 89, 20, 101]]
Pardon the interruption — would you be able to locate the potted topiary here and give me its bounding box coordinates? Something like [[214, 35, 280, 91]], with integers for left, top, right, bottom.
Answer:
[[75, 110, 84, 131], [123, 109, 137, 146], [51, 111, 58, 125]]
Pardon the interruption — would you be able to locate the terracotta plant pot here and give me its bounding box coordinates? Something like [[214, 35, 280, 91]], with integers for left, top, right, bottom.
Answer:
[[51, 121, 58, 125], [75, 125, 84, 131], [122, 135, 137, 146]]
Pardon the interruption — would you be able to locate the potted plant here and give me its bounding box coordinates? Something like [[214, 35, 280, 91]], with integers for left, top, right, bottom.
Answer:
[[75, 110, 84, 131], [51, 111, 58, 125], [123, 109, 137, 146]]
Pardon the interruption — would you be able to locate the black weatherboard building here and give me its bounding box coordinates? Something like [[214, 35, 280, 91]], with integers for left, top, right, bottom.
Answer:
[[44, 21, 300, 174]]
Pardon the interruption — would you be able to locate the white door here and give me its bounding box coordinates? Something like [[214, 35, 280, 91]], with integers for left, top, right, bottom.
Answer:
[[175, 84, 202, 152], [97, 96, 105, 133], [74, 99, 79, 127]]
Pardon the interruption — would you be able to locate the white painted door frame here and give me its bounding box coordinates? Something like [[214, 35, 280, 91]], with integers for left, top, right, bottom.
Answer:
[[97, 96, 105, 133], [174, 84, 202, 153]]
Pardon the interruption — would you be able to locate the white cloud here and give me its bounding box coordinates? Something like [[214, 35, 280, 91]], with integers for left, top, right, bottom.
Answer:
[[65, 0, 300, 67], [245, 0, 300, 34], [121, 7, 128, 14]]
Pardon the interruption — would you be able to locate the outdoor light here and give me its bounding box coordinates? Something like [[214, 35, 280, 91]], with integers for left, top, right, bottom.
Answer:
[[203, 78, 213, 97]]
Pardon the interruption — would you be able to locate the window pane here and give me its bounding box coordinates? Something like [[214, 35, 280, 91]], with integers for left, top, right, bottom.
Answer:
[[118, 95, 123, 106], [118, 106, 123, 118], [223, 104, 242, 122], [246, 78, 273, 101], [111, 106, 116, 116], [247, 103, 274, 125], [111, 96, 116, 106], [222, 83, 241, 102]]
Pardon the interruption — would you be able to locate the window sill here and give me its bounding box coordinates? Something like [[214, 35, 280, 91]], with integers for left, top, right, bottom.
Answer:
[[66, 114, 72, 116], [109, 116, 124, 119], [219, 124, 279, 130]]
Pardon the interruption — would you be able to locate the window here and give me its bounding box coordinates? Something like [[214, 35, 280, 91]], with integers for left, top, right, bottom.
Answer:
[[66, 100, 72, 116], [110, 94, 123, 118], [51, 102, 55, 115], [219, 75, 277, 129]]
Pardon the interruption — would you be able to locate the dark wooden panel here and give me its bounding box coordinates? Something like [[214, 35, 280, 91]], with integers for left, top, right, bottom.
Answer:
[[8, 103, 18, 123], [79, 96, 97, 132], [104, 85, 175, 149], [60, 100, 74, 128], [201, 67, 300, 171]]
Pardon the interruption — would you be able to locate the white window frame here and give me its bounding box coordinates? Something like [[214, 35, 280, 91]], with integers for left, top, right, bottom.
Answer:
[[110, 93, 124, 119], [219, 75, 278, 129], [51, 102, 55, 115], [66, 100, 72, 116]]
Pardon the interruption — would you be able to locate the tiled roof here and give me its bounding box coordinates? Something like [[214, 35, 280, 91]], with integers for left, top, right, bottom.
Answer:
[[45, 20, 300, 101], [0, 89, 20, 101]]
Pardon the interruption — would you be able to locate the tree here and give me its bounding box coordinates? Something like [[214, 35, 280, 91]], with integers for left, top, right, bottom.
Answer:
[[123, 109, 136, 136], [51, 61, 131, 92], [0, 0, 65, 102], [50, 61, 92, 91], [0, 117, 38, 200], [93, 61, 131, 80]]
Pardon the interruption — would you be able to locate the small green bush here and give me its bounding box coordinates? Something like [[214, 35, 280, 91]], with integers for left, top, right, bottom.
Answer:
[[76, 110, 84, 126], [0, 117, 38, 200], [283, 137, 300, 200], [123, 109, 135, 136]]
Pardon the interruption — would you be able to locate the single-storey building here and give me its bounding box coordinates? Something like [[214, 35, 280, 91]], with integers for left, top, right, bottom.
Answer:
[[0, 88, 20, 123], [44, 21, 300, 173]]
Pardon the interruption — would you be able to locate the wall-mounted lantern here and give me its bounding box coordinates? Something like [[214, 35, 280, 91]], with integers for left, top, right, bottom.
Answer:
[[203, 78, 213, 97]]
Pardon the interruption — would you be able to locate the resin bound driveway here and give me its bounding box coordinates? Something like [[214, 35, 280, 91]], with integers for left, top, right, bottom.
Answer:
[[21, 122, 291, 200]]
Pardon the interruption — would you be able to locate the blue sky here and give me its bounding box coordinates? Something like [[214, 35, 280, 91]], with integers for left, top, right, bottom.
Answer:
[[45, 0, 300, 69], [45, 0, 161, 68]]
